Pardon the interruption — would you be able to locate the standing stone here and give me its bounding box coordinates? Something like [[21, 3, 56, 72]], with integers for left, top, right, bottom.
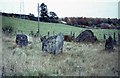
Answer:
[[113, 32, 116, 45], [40, 36, 47, 42], [64, 35, 73, 42], [16, 34, 28, 47], [105, 36, 114, 50], [42, 32, 64, 55], [76, 30, 97, 42]]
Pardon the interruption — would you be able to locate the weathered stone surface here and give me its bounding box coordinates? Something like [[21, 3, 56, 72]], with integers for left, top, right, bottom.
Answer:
[[76, 30, 97, 42], [16, 34, 28, 47], [105, 36, 114, 50], [42, 32, 64, 54], [40, 36, 47, 42]]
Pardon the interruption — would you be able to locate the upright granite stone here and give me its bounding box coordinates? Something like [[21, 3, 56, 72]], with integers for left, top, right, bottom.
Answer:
[[42, 32, 64, 54], [76, 30, 97, 42], [16, 34, 28, 47]]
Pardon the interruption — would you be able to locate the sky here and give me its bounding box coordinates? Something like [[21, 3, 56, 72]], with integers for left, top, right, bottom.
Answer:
[[0, 0, 119, 18]]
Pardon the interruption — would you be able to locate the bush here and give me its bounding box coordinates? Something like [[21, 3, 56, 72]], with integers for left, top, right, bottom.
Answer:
[[2, 25, 14, 33]]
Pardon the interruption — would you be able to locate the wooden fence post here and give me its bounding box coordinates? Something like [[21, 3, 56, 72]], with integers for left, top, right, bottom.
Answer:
[[73, 32, 75, 42], [114, 32, 116, 41], [48, 32, 49, 38], [70, 31, 72, 37], [113, 32, 116, 45]]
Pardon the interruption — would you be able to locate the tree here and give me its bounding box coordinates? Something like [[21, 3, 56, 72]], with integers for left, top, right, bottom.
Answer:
[[64, 17, 68, 22], [40, 3, 49, 22], [29, 13, 35, 17], [49, 11, 58, 19], [48, 11, 58, 23]]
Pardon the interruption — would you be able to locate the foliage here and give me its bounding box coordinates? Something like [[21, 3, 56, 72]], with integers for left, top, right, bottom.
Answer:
[[29, 13, 35, 17], [40, 3, 49, 22], [2, 25, 14, 33], [49, 12, 58, 19], [62, 17, 119, 28], [49, 11, 59, 23], [39, 3, 59, 23]]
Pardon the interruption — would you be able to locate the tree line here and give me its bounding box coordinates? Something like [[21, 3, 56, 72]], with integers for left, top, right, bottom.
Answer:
[[61, 17, 120, 28]]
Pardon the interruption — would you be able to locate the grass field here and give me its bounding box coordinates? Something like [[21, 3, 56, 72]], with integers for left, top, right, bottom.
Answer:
[[1, 16, 119, 76], [2, 16, 119, 41]]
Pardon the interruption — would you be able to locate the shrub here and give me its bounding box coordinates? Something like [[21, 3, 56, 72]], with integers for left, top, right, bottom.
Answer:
[[2, 25, 14, 33]]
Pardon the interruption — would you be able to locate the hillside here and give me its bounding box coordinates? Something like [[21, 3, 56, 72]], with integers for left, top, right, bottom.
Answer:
[[2, 16, 119, 40]]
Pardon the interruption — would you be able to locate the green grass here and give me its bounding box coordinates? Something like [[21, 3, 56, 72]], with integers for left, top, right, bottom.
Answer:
[[2, 16, 119, 41]]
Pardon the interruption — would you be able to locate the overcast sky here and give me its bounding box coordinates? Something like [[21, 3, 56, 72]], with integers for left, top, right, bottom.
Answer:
[[0, 0, 119, 18]]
